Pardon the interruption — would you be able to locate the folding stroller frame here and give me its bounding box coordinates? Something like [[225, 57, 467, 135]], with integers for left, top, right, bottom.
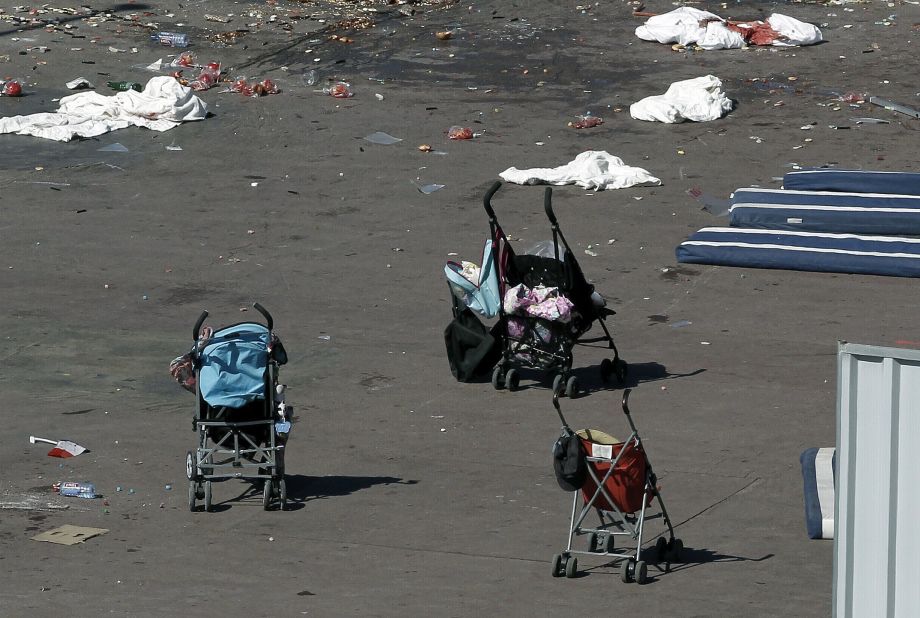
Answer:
[[184, 303, 288, 512], [483, 181, 627, 397], [550, 390, 683, 582]]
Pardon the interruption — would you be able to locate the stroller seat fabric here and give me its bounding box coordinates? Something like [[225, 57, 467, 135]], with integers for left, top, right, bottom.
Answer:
[[577, 429, 649, 514], [198, 323, 270, 408]]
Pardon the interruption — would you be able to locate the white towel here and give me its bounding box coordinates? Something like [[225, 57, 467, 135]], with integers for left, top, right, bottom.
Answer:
[[500, 151, 661, 191], [630, 75, 733, 123], [0, 76, 207, 142]]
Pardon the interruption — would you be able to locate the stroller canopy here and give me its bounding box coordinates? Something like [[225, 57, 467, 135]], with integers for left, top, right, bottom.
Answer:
[[445, 239, 501, 318], [198, 323, 270, 408]]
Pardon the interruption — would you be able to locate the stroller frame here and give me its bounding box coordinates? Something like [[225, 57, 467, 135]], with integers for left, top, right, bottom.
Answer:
[[483, 181, 627, 397], [184, 302, 288, 512], [550, 390, 683, 582]]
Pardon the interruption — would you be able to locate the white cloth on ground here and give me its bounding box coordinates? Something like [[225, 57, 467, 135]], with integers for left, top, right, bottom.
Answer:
[[630, 75, 733, 123], [500, 151, 661, 191], [0, 76, 207, 142], [635, 7, 822, 50]]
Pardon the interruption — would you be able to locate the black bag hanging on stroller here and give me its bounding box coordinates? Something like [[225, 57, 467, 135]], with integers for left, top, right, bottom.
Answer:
[[444, 304, 502, 382]]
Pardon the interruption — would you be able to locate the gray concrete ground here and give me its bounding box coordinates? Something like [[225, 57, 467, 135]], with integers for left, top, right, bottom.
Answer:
[[2, 0, 919, 615]]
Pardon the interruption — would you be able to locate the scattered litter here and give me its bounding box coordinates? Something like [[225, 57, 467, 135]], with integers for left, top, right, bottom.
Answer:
[[318, 335, 331, 341], [687, 187, 732, 216], [166, 141, 183, 151], [205, 14, 232, 23], [568, 114, 604, 129], [701, 341, 711, 345], [447, 126, 474, 140], [838, 91, 868, 103], [0, 79, 24, 97], [631, 75, 733, 123], [418, 144, 433, 152], [229, 77, 279, 97], [584, 248, 598, 257], [150, 32, 189, 48], [32, 525, 108, 546], [98, 143, 129, 152], [364, 131, 402, 145], [869, 96, 920, 119], [670, 320, 693, 328], [436, 31, 454, 41], [30, 435, 87, 458], [851, 117, 890, 124], [323, 82, 353, 98], [53, 482, 97, 498], [303, 70, 318, 86], [107, 81, 143, 92], [375, 93, 384, 101], [500, 151, 661, 191], [65, 77, 93, 90], [417, 183, 446, 194]]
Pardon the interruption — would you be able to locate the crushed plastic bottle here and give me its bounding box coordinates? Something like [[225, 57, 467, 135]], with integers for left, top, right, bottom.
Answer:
[[107, 81, 143, 92], [324, 82, 353, 98], [447, 126, 473, 140], [0, 79, 23, 97], [188, 64, 221, 92], [230, 77, 280, 97], [53, 481, 97, 499], [151, 32, 189, 48], [838, 91, 868, 104], [303, 69, 318, 86]]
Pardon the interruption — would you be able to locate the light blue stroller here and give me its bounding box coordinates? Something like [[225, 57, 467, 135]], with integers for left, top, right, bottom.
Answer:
[[183, 303, 291, 512]]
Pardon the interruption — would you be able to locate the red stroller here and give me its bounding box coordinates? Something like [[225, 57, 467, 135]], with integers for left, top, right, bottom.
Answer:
[[483, 181, 627, 397], [550, 389, 682, 582]]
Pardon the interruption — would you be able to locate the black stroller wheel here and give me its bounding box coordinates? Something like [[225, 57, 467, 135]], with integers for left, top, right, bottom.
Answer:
[[491, 366, 504, 390], [262, 480, 273, 510], [551, 554, 563, 577], [204, 481, 213, 512], [564, 556, 578, 579], [552, 374, 564, 395], [668, 538, 684, 562], [621, 558, 634, 583], [278, 478, 287, 511], [565, 375, 580, 399], [655, 537, 668, 563], [614, 358, 628, 384], [600, 358, 613, 382], [187, 481, 197, 512], [506, 368, 520, 392]]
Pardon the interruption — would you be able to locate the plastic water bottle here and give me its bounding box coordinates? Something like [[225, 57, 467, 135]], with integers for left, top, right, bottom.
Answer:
[[54, 481, 97, 499], [150, 32, 189, 48]]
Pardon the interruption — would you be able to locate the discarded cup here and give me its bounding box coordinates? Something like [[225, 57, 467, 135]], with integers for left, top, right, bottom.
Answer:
[[447, 126, 473, 140], [324, 82, 353, 98], [303, 69, 318, 86], [418, 183, 445, 194]]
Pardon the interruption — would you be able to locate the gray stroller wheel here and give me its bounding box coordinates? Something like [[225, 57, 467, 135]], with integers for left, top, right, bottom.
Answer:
[[204, 481, 213, 512], [565, 375, 579, 399], [187, 481, 197, 512], [551, 554, 563, 577], [491, 366, 504, 390], [262, 480, 273, 510], [506, 368, 520, 392], [278, 478, 287, 511]]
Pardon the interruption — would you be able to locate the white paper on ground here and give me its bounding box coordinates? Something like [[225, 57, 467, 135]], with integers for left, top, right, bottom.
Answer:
[[0, 76, 207, 142], [767, 13, 823, 46], [630, 75, 733, 123], [500, 151, 661, 191]]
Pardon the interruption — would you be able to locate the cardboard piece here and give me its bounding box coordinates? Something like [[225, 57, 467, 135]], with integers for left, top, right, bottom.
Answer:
[[32, 525, 109, 545]]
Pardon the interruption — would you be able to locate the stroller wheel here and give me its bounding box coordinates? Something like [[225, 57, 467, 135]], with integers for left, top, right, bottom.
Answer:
[[621, 558, 634, 583], [204, 481, 213, 512], [262, 479, 273, 510], [551, 554, 563, 578], [552, 374, 564, 395], [491, 366, 504, 390], [667, 538, 684, 563], [614, 358, 628, 384], [634, 560, 648, 585], [185, 450, 196, 481], [506, 368, 520, 392], [655, 537, 668, 563], [565, 375, 580, 399], [599, 358, 613, 382], [587, 532, 598, 553], [278, 478, 287, 511], [564, 555, 578, 579], [187, 481, 197, 512], [605, 534, 615, 554]]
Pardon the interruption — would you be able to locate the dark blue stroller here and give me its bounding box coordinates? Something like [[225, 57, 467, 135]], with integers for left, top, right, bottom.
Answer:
[[182, 303, 290, 512]]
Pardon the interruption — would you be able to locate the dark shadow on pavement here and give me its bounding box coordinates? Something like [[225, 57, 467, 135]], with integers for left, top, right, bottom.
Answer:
[[284, 474, 418, 505]]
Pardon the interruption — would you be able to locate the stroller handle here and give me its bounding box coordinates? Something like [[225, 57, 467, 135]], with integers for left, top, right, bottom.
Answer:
[[483, 180, 502, 220], [622, 388, 632, 415], [193, 310, 208, 341], [253, 302, 274, 331], [544, 187, 558, 226]]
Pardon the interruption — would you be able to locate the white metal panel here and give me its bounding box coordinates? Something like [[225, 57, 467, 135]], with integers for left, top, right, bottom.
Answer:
[[835, 343, 920, 618]]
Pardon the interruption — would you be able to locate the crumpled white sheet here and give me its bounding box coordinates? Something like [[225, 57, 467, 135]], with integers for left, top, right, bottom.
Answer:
[[500, 151, 661, 191], [0, 76, 207, 142], [636, 7, 822, 50], [630, 75, 733, 123]]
